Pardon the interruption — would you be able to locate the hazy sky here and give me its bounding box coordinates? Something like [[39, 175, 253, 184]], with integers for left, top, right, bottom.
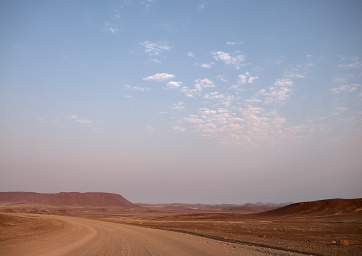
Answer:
[[1, 0, 361, 203]]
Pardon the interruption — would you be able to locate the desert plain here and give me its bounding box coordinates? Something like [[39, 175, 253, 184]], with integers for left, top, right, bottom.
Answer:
[[0, 192, 361, 256]]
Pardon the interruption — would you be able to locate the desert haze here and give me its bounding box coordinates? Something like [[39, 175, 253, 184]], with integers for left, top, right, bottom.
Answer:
[[1, 0, 362, 255]]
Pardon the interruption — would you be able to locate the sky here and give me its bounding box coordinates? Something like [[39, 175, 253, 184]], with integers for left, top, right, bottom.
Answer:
[[0, 0, 362, 204]]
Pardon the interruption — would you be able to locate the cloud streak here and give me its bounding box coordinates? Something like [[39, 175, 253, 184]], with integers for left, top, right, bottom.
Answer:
[[140, 41, 172, 57], [67, 115, 93, 127], [330, 83, 360, 94], [143, 73, 175, 81]]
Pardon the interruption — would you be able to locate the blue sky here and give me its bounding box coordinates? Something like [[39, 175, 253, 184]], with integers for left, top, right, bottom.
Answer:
[[0, 0, 361, 203]]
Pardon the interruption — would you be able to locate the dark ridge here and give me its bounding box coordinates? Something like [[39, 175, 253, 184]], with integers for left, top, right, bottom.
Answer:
[[260, 198, 362, 216]]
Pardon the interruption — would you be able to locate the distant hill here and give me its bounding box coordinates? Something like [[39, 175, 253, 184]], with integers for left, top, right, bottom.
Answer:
[[0, 192, 135, 208], [261, 198, 362, 216], [138, 202, 284, 214]]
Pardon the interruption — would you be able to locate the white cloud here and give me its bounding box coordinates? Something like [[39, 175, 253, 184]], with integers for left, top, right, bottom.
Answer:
[[333, 106, 349, 116], [166, 81, 183, 89], [184, 107, 243, 141], [203, 91, 225, 100], [226, 41, 243, 46], [76, 119, 93, 125], [143, 73, 175, 81], [172, 101, 185, 111], [104, 22, 120, 34], [194, 78, 215, 89], [217, 75, 228, 82], [123, 84, 149, 92], [132, 86, 149, 92], [285, 72, 305, 79], [179, 78, 215, 98], [238, 72, 258, 85], [212, 51, 246, 69], [183, 105, 294, 145], [203, 91, 233, 105], [173, 125, 186, 132], [187, 51, 195, 58], [200, 63, 213, 69], [112, 9, 121, 19], [67, 114, 93, 127], [330, 83, 360, 94], [338, 57, 361, 69], [258, 78, 293, 104], [140, 41, 172, 56], [141, 0, 155, 9], [203, 91, 234, 107], [180, 87, 199, 98], [282, 65, 309, 80], [198, 1, 207, 10]]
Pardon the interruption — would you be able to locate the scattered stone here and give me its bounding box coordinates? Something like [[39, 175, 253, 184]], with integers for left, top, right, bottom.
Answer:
[[338, 239, 350, 246]]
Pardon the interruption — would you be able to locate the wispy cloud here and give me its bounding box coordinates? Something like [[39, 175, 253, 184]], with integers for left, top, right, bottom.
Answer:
[[140, 41, 172, 57], [183, 105, 286, 144], [123, 95, 133, 99], [175, 78, 215, 98], [67, 114, 93, 127], [166, 80, 183, 89], [238, 72, 258, 85], [143, 72, 175, 81], [140, 0, 155, 10], [104, 22, 120, 35], [330, 83, 360, 94], [173, 125, 186, 132], [203, 91, 226, 100], [203, 91, 234, 107], [187, 51, 195, 58], [200, 63, 213, 69], [194, 78, 215, 89], [180, 86, 199, 98], [123, 84, 150, 93], [178, 78, 215, 98], [171, 101, 185, 111], [338, 56, 362, 69], [258, 78, 293, 104], [217, 75, 228, 82], [226, 41, 243, 46], [197, 1, 207, 10], [212, 51, 247, 69]]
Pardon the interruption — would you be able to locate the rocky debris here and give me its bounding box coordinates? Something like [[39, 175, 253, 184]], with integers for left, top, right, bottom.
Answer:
[[331, 239, 350, 246]]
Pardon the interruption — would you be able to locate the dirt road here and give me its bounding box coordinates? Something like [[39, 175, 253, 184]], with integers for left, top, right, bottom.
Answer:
[[0, 214, 303, 256]]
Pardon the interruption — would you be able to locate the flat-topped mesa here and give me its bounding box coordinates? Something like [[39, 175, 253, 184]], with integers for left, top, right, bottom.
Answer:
[[0, 192, 135, 208]]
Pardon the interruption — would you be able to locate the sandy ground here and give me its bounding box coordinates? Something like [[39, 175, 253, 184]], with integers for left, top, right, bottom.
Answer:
[[98, 211, 362, 256], [0, 213, 305, 256]]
